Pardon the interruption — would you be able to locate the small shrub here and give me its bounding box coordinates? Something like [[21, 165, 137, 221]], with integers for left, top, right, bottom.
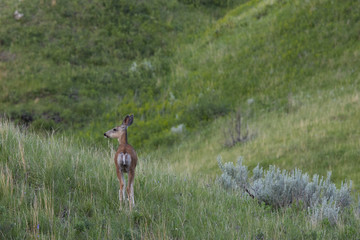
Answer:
[[184, 92, 230, 127], [217, 156, 352, 225], [223, 109, 250, 147], [217, 156, 248, 194], [308, 197, 340, 226]]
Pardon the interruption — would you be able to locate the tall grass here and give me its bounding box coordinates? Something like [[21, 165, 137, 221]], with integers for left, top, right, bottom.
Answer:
[[1, 121, 360, 239]]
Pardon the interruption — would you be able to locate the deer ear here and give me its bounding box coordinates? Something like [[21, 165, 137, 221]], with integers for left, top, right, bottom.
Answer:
[[128, 114, 134, 126], [123, 114, 134, 126]]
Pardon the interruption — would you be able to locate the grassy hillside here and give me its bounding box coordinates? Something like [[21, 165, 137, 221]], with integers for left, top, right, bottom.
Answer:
[[1, 121, 360, 239], [2, 0, 360, 238], [0, 0, 244, 147], [160, 86, 360, 189], [2, 0, 359, 151], [144, 0, 360, 189], [165, 0, 359, 120]]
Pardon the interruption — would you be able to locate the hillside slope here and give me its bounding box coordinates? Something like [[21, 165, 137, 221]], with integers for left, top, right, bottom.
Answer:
[[167, 0, 359, 116], [161, 86, 360, 188], [1, 0, 360, 186], [2, 0, 359, 151], [72, 0, 360, 148], [1, 121, 360, 239], [2, 0, 360, 238], [157, 0, 360, 188], [0, 0, 242, 147]]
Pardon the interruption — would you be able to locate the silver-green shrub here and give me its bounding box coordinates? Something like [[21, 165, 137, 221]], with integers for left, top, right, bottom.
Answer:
[[309, 197, 340, 226], [217, 156, 249, 196], [217, 156, 352, 225]]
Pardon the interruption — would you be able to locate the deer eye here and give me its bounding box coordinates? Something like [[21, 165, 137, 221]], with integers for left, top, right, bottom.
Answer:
[[113, 128, 117, 131]]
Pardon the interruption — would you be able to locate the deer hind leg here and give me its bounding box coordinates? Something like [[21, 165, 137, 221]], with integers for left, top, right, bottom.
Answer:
[[116, 169, 126, 208], [127, 171, 135, 211]]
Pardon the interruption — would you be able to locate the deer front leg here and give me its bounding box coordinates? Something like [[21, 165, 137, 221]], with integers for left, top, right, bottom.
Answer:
[[127, 171, 135, 211]]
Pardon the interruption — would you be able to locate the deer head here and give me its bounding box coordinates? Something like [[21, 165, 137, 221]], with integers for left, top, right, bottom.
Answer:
[[104, 115, 134, 143]]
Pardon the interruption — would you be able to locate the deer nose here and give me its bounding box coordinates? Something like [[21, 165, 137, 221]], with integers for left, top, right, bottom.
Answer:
[[104, 133, 107, 137]]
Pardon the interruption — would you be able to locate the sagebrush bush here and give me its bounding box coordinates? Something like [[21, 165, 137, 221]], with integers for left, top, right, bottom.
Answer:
[[308, 197, 340, 226], [217, 156, 353, 225]]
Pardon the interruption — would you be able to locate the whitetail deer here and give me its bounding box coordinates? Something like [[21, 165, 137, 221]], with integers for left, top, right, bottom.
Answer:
[[104, 114, 137, 210]]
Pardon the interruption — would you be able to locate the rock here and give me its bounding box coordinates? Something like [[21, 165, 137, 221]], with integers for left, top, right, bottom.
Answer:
[[171, 124, 185, 134], [14, 10, 24, 20]]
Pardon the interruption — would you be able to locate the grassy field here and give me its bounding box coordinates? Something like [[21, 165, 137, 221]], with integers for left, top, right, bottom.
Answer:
[[1, 0, 360, 238], [1, 121, 360, 239]]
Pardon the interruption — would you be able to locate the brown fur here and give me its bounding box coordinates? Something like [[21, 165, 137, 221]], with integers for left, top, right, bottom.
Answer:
[[104, 114, 137, 210]]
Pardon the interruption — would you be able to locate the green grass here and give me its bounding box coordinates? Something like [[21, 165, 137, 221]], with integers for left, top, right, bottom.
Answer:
[[158, 86, 360, 189], [2, 0, 359, 150], [84, 0, 360, 149], [1, 121, 360, 239], [132, 0, 360, 190], [2, 0, 360, 237], [169, 0, 359, 109], [0, 0, 244, 148]]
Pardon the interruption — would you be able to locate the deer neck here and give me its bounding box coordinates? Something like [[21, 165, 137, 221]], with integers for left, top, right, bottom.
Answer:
[[118, 131, 128, 145]]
